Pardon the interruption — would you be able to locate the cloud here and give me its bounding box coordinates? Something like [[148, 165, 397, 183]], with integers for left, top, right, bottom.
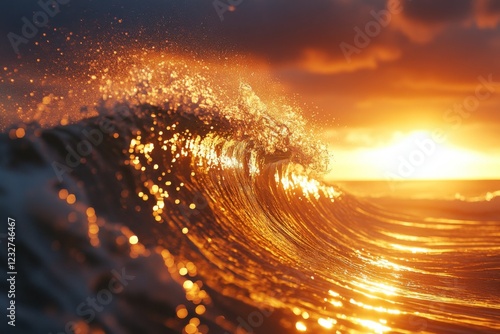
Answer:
[[211, 0, 500, 74], [209, 0, 404, 70], [322, 128, 395, 149], [391, 0, 500, 42], [402, 0, 473, 24], [475, 0, 500, 28], [291, 46, 401, 74]]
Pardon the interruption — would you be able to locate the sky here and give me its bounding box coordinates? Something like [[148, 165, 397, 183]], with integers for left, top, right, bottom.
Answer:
[[1, 0, 499, 180]]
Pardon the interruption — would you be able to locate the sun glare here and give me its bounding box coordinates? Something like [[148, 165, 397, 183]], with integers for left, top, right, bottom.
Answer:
[[327, 130, 494, 181], [369, 131, 479, 180]]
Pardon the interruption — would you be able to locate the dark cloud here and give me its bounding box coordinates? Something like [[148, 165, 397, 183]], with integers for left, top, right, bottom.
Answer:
[[483, 0, 500, 12], [401, 0, 473, 24], [214, 0, 387, 63]]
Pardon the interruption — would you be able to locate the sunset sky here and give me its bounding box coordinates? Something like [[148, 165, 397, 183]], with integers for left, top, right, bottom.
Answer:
[[1, 0, 499, 180]]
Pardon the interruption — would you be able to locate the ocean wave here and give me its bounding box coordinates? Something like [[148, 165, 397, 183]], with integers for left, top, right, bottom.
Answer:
[[1, 59, 500, 333]]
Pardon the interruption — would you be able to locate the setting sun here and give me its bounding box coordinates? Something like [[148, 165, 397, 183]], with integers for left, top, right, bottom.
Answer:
[[371, 131, 480, 180], [327, 130, 499, 181]]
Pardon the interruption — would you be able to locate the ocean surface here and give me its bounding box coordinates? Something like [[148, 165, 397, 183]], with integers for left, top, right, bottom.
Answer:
[[336, 180, 500, 200], [1, 57, 499, 334]]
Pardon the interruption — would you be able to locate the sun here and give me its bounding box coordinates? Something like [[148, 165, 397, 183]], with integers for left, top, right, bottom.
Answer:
[[325, 129, 500, 181], [369, 131, 480, 180]]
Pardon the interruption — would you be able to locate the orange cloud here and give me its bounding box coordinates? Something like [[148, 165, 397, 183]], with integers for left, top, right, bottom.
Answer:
[[295, 46, 401, 74], [390, 14, 447, 43], [475, 0, 500, 28], [391, 0, 500, 43]]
